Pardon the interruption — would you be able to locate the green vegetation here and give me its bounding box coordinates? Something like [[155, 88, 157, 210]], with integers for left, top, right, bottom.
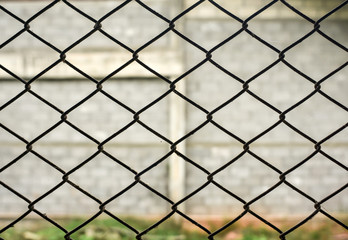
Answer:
[[0, 218, 202, 240], [240, 224, 332, 240], [0, 217, 345, 240]]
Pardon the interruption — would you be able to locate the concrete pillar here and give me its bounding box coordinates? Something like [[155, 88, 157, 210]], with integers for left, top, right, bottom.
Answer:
[[168, 0, 187, 217], [169, 79, 186, 213]]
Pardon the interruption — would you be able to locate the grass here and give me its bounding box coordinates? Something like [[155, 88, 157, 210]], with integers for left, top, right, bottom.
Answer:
[[0, 217, 346, 240], [240, 225, 331, 240], [0, 217, 203, 240]]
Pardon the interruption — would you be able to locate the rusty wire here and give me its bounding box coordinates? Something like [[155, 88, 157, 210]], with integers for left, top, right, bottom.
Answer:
[[0, 0, 347, 239]]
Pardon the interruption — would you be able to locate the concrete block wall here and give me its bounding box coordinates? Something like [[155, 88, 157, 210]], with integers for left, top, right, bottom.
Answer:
[[0, 79, 171, 217], [183, 2, 348, 217], [0, 0, 347, 220]]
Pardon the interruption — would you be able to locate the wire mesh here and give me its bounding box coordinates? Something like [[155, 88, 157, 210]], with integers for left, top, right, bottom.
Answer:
[[0, 0, 347, 239]]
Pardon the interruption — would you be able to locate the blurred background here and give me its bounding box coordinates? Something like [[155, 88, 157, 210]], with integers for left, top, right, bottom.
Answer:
[[0, 0, 347, 228]]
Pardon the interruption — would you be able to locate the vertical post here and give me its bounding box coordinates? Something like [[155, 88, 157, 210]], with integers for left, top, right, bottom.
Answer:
[[169, 79, 186, 214], [168, 0, 187, 218]]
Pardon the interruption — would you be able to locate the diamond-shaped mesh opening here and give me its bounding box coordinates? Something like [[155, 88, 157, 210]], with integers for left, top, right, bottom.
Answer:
[[137, 30, 206, 75], [251, 183, 315, 217], [213, 93, 279, 140], [286, 94, 348, 140], [101, 0, 169, 49], [186, 62, 242, 110], [185, 184, 244, 218], [28, 2, 94, 50], [185, 145, 243, 173], [180, 2, 241, 50], [137, 108, 170, 137], [186, 122, 243, 146], [1, 0, 347, 239], [105, 183, 172, 217], [103, 78, 169, 109], [0, 153, 62, 200], [250, 144, 314, 172], [34, 144, 97, 172], [247, 2, 314, 50], [250, 63, 313, 110], [106, 143, 169, 169], [68, 154, 135, 200], [33, 183, 100, 222], [0, 93, 60, 140], [286, 155, 347, 200], [30, 79, 96, 110], [212, 32, 278, 80], [0, 31, 59, 76], [105, 123, 169, 147], [39, 191, 96, 220], [67, 92, 133, 141], [284, 32, 348, 79], [214, 155, 279, 200], [34, 122, 96, 145], [255, 122, 310, 144], [64, 31, 133, 79], [250, 124, 315, 170]]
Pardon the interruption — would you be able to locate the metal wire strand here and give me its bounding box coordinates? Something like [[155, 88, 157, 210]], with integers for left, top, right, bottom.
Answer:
[[0, 0, 347, 239]]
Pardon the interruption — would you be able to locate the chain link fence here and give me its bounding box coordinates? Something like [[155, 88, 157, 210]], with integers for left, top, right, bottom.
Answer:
[[0, 0, 347, 239]]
